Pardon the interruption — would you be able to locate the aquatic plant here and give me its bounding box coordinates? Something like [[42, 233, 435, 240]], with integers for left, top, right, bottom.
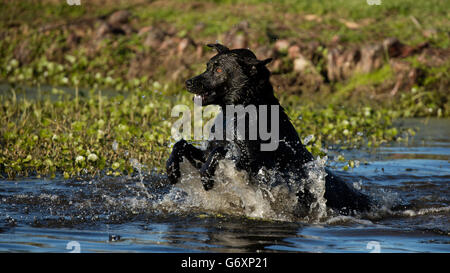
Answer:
[[0, 84, 413, 179]]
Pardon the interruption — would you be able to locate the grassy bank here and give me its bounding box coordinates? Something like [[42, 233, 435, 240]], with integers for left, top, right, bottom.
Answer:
[[1, 0, 448, 111]]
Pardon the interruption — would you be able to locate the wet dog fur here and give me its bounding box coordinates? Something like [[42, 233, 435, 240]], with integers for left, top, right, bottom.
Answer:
[[166, 43, 372, 215]]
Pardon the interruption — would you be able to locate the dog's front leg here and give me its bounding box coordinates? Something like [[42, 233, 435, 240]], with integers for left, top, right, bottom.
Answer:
[[166, 139, 206, 185], [199, 146, 228, 191]]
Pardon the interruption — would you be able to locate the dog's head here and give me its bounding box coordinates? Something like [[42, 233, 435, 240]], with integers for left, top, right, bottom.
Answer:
[[185, 43, 272, 106]]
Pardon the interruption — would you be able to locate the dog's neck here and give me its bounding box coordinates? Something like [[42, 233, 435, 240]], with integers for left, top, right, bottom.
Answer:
[[221, 78, 281, 107], [218, 85, 286, 122]]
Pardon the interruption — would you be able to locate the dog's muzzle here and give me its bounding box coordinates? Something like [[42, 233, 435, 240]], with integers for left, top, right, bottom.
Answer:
[[185, 78, 195, 90], [185, 77, 217, 105]]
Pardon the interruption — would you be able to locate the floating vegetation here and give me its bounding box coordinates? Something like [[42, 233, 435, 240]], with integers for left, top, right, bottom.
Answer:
[[0, 84, 414, 179]]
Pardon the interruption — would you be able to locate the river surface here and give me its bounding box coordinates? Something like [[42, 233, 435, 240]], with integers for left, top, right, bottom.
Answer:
[[0, 118, 449, 253]]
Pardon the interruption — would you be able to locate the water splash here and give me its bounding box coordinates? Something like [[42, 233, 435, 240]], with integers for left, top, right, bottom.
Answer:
[[154, 156, 329, 222], [130, 158, 153, 199], [297, 156, 328, 222], [155, 159, 281, 219]]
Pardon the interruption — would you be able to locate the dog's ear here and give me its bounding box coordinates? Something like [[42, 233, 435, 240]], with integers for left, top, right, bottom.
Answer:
[[258, 58, 273, 66], [246, 58, 273, 76], [207, 43, 230, 54], [246, 58, 273, 67]]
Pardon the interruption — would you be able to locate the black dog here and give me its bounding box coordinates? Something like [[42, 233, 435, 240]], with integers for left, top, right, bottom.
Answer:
[[166, 43, 372, 215]]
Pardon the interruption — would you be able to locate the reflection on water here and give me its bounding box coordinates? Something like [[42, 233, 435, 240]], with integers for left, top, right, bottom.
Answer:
[[0, 118, 449, 252]]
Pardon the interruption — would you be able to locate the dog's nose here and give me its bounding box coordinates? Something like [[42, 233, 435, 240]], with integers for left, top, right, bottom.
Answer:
[[185, 79, 194, 89]]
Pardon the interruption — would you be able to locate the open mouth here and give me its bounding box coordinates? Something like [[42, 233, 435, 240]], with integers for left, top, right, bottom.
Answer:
[[193, 91, 216, 105]]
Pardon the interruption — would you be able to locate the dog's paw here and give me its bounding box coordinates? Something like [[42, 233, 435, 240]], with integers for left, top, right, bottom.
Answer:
[[166, 158, 181, 185], [199, 164, 215, 191]]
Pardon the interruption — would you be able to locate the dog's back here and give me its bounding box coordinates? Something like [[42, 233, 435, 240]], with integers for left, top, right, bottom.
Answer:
[[207, 93, 372, 215]]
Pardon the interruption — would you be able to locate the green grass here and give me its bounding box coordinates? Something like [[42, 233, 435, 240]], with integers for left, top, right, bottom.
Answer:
[[333, 64, 394, 100], [5, 0, 447, 45], [0, 1, 86, 27], [0, 0, 447, 103]]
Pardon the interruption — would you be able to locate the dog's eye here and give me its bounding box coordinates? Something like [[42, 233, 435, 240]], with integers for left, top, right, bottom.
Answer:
[[216, 68, 223, 73]]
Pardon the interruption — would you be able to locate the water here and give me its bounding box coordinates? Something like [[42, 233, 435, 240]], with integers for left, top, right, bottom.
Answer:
[[0, 118, 448, 253]]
